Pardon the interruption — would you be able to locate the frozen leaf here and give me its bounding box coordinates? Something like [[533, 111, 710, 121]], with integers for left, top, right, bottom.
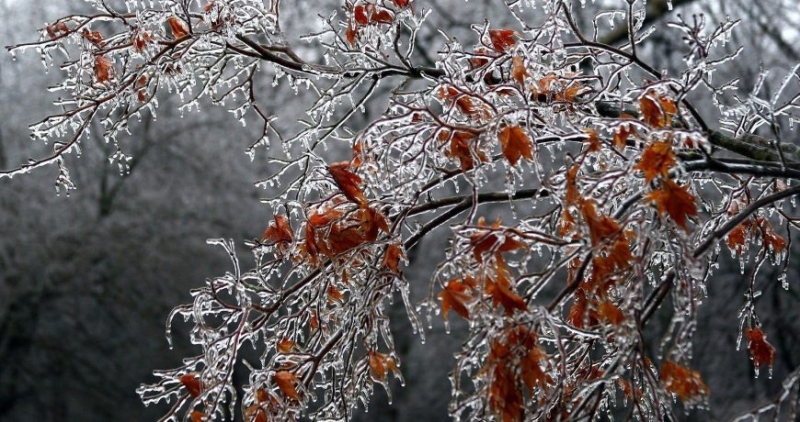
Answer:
[[274, 371, 300, 401], [329, 162, 367, 206], [94, 55, 113, 83], [167, 17, 189, 39], [635, 141, 675, 182], [82, 29, 103, 44], [511, 55, 528, 85], [646, 179, 698, 231], [499, 125, 533, 166], [746, 328, 776, 371], [180, 374, 203, 398], [382, 243, 403, 273], [277, 338, 295, 353], [640, 91, 677, 128], [439, 279, 473, 321], [661, 361, 709, 402], [488, 29, 516, 53]]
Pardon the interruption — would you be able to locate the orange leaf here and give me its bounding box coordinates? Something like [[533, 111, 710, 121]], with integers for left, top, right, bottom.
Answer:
[[277, 338, 295, 353], [132, 31, 153, 52], [635, 141, 675, 182], [613, 123, 636, 150], [329, 161, 367, 205], [274, 371, 300, 400], [499, 125, 532, 166], [726, 221, 750, 255], [646, 179, 698, 231], [359, 206, 389, 241], [82, 29, 103, 44], [511, 55, 528, 85], [167, 16, 190, 39], [661, 361, 709, 402], [488, 29, 516, 53], [382, 243, 403, 273], [441, 130, 486, 171], [94, 55, 113, 83], [263, 215, 293, 252], [486, 262, 527, 315], [368, 351, 387, 381], [327, 285, 345, 303], [180, 373, 203, 398], [598, 300, 624, 325], [584, 128, 601, 153], [640, 90, 677, 128], [580, 200, 621, 246], [469, 218, 527, 262], [190, 411, 205, 422], [565, 165, 580, 206], [345, 21, 358, 46], [746, 328, 776, 371], [439, 279, 473, 321]]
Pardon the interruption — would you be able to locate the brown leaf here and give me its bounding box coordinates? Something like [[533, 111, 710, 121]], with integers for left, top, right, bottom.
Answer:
[[329, 161, 367, 205], [180, 373, 203, 398], [488, 29, 516, 53], [370, 6, 394, 24], [761, 219, 787, 253], [438, 87, 483, 116], [511, 55, 528, 85], [353, 5, 369, 25], [469, 217, 527, 262], [635, 141, 675, 182], [661, 361, 709, 402], [613, 123, 636, 150], [439, 279, 473, 321], [640, 90, 677, 128], [263, 215, 293, 252], [746, 328, 776, 371], [94, 55, 113, 83], [359, 206, 389, 241], [646, 179, 698, 231], [277, 338, 295, 353], [82, 29, 103, 44], [580, 200, 621, 246], [274, 371, 300, 400], [726, 222, 750, 255], [441, 130, 487, 171], [345, 21, 358, 46], [584, 128, 601, 153], [499, 125, 532, 166], [382, 243, 403, 273], [132, 31, 153, 52], [598, 300, 624, 325], [327, 285, 345, 303], [486, 261, 527, 315], [167, 16, 190, 39], [190, 411, 205, 422]]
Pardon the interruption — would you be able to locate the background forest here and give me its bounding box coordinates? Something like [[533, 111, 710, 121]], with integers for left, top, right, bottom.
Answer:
[[1, 0, 799, 420]]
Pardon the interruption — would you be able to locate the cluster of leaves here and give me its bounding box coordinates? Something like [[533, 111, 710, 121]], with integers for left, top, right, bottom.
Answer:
[[7, 0, 800, 421]]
